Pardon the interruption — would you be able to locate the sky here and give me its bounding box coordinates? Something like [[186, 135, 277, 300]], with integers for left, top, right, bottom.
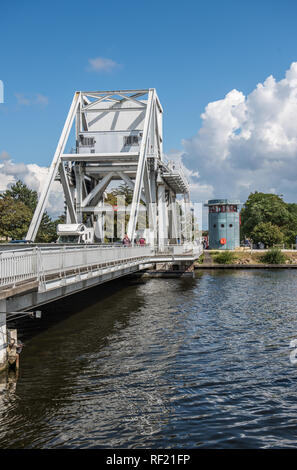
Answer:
[[1, 0, 297, 218]]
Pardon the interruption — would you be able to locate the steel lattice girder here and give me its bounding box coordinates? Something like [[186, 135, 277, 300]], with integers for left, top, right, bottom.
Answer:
[[26, 89, 190, 245]]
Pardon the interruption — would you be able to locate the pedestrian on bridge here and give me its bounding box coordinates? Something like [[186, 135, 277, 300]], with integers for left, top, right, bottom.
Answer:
[[123, 234, 131, 246]]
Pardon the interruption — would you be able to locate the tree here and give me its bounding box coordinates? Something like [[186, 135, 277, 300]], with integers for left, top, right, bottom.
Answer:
[[112, 183, 134, 205], [3, 180, 38, 210], [240, 191, 297, 246], [0, 197, 32, 240], [251, 222, 284, 247], [241, 192, 290, 237], [0, 180, 64, 242]]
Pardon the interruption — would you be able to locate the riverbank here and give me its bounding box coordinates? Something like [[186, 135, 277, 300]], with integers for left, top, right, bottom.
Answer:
[[195, 249, 297, 268]]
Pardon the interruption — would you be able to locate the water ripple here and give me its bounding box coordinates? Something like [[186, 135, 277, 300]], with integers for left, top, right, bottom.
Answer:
[[1, 270, 297, 448]]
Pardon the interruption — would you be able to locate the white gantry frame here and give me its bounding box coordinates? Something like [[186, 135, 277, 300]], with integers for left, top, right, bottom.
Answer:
[[26, 89, 190, 246]]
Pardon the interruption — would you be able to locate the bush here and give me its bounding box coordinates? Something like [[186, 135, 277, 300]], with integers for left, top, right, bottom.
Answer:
[[260, 248, 287, 264], [213, 250, 235, 264], [197, 254, 204, 264]]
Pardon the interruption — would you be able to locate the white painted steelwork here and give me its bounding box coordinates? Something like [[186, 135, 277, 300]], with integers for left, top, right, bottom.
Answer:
[[26, 89, 192, 248], [0, 248, 37, 287]]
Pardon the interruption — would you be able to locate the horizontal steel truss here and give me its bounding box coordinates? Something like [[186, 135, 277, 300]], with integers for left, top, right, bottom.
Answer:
[[26, 89, 189, 246]]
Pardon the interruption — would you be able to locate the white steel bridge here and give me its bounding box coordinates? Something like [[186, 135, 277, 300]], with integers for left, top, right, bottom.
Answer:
[[0, 88, 202, 370]]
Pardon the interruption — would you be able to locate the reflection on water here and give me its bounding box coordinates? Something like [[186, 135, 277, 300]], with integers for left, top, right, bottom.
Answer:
[[1, 271, 297, 448], [0, 369, 18, 402]]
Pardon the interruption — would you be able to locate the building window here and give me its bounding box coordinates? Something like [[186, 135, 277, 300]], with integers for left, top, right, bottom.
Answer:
[[79, 135, 95, 147], [124, 135, 139, 146], [210, 206, 219, 213], [229, 224, 233, 227], [221, 224, 225, 228], [213, 224, 216, 228]]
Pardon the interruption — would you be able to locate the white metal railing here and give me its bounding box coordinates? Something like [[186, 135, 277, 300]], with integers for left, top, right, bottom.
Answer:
[[39, 245, 153, 277], [154, 243, 203, 256], [0, 248, 37, 288], [0, 243, 202, 289], [0, 246, 153, 289]]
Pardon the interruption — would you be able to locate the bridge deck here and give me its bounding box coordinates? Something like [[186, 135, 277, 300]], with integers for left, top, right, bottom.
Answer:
[[0, 244, 202, 310]]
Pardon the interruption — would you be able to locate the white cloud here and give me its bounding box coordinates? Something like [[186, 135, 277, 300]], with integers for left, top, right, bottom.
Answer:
[[179, 62, 297, 204], [87, 57, 120, 73], [15, 93, 31, 105], [0, 153, 64, 217], [165, 149, 212, 201], [15, 92, 49, 106], [35, 93, 49, 106]]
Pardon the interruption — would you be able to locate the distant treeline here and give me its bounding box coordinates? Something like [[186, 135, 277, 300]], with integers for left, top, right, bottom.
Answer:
[[1, 181, 296, 247]]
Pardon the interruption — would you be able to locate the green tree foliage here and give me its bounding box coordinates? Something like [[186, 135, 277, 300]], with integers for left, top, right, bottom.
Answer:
[[112, 183, 134, 205], [241, 192, 297, 246], [4, 180, 38, 210], [0, 197, 32, 240], [104, 184, 147, 240], [0, 180, 64, 242], [251, 222, 284, 247]]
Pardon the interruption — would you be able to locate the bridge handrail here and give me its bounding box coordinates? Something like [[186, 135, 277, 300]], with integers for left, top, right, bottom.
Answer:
[[0, 245, 153, 288], [154, 244, 203, 255], [0, 243, 202, 289]]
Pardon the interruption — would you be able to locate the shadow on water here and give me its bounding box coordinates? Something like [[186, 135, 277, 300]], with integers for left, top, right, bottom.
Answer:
[[0, 275, 197, 449], [10, 277, 145, 341]]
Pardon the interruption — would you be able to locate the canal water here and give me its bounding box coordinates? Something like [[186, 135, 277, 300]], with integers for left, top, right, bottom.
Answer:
[[1, 269, 297, 448]]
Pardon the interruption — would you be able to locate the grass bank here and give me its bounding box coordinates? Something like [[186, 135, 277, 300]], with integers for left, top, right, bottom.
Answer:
[[197, 248, 297, 266]]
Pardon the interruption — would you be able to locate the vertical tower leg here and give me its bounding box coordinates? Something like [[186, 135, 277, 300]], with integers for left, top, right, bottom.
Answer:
[[169, 193, 179, 244], [26, 92, 80, 241], [158, 183, 167, 249], [74, 165, 84, 223], [149, 170, 157, 247]]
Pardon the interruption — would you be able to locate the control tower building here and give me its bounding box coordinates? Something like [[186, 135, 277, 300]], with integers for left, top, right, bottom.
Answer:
[[204, 199, 240, 250]]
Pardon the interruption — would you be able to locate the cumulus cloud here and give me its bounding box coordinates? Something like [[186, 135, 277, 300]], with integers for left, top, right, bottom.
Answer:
[[0, 153, 64, 217], [87, 57, 120, 73], [179, 62, 297, 204]]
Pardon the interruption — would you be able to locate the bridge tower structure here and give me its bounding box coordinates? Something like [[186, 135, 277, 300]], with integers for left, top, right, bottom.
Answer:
[[26, 89, 190, 247]]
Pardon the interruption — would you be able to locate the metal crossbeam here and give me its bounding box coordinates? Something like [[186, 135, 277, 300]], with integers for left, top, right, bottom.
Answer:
[[26, 88, 192, 249]]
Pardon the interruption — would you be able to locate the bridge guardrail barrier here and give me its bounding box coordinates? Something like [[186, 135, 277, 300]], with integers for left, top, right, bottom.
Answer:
[[0, 243, 202, 289], [154, 244, 203, 256], [0, 246, 153, 289]]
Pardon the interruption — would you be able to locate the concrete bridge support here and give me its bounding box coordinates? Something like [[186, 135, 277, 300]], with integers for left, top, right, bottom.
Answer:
[[137, 260, 196, 278]]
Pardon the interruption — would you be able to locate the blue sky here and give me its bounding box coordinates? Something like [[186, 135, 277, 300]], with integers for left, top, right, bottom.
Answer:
[[1, 0, 297, 208]]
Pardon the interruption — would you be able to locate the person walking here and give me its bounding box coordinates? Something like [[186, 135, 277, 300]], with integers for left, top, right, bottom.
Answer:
[[139, 237, 146, 246], [122, 233, 131, 246]]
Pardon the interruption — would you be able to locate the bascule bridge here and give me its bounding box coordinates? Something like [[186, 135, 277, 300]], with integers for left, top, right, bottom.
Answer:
[[26, 89, 190, 247], [0, 89, 202, 371]]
